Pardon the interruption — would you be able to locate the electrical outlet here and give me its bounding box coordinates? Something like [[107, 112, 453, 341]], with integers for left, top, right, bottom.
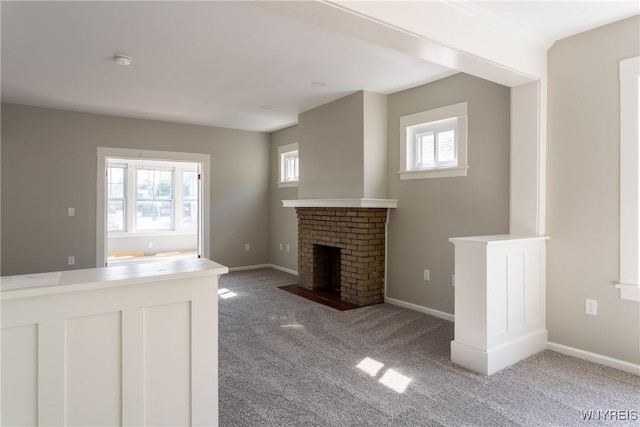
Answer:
[[68, 256, 75, 265], [585, 299, 597, 316], [245, 243, 250, 251], [148, 242, 153, 249], [68, 207, 75, 217], [424, 269, 430, 281], [286, 244, 290, 252]]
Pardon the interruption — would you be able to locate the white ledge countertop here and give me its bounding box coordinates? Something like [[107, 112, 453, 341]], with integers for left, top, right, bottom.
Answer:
[[1, 258, 229, 300], [449, 234, 550, 246]]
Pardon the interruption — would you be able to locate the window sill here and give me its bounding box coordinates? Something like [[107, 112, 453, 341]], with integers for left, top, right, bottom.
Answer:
[[278, 181, 299, 188], [109, 231, 197, 238], [615, 283, 640, 302], [399, 165, 468, 180]]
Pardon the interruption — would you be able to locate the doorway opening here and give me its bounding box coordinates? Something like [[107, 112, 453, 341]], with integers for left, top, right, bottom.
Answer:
[[97, 147, 211, 267]]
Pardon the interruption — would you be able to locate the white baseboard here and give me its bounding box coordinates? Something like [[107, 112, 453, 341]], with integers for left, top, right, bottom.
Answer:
[[269, 264, 298, 276], [228, 264, 271, 272], [384, 296, 454, 322], [452, 330, 547, 375], [547, 342, 640, 376], [228, 264, 298, 276]]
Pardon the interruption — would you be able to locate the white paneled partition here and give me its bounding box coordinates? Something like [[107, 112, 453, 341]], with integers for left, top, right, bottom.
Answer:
[[1, 259, 227, 426], [449, 235, 548, 375]]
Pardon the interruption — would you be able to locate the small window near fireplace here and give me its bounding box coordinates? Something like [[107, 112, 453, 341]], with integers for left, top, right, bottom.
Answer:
[[278, 142, 299, 188], [313, 245, 341, 294]]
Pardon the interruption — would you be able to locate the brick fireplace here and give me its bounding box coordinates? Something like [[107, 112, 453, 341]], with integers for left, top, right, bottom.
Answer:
[[295, 207, 389, 306]]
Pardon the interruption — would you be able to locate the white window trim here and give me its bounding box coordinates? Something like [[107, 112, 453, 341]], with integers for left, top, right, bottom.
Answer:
[[617, 56, 640, 302], [97, 147, 210, 267], [278, 142, 299, 188], [399, 102, 468, 180]]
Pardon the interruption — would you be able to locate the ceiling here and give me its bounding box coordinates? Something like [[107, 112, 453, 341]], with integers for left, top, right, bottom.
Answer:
[[466, 1, 639, 42], [2, 1, 638, 133]]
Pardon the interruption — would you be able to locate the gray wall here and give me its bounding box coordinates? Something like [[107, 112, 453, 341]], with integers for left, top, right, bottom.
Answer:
[[363, 91, 388, 199], [269, 125, 299, 271], [547, 16, 640, 364], [1, 104, 270, 275], [386, 73, 511, 314], [298, 91, 365, 199], [298, 90, 388, 200]]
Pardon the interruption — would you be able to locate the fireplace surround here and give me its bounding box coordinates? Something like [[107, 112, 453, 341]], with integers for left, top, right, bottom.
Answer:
[[295, 207, 389, 306]]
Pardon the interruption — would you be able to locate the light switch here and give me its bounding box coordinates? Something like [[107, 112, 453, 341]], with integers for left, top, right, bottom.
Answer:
[[68, 207, 75, 217]]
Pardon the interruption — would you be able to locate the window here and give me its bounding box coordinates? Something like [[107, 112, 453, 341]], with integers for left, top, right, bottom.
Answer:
[[399, 102, 468, 179], [107, 158, 198, 234], [136, 167, 173, 231], [617, 56, 640, 302], [278, 142, 299, 187], [181, 170, 198, 230], [107, 164, 126, 232]]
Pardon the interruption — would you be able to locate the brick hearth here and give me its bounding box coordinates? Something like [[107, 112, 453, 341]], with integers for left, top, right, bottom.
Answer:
[[296, 207, 388, 306]]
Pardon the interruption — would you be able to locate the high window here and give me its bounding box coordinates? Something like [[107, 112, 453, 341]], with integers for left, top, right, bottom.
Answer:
[[400, 102, 468, 179], [411, 118, 458, 169], [278, 142, 299, 187]]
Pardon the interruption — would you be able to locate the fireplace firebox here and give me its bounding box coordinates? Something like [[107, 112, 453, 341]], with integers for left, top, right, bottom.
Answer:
[[313, 244, 342, 294], [296, 207, 388, 307]]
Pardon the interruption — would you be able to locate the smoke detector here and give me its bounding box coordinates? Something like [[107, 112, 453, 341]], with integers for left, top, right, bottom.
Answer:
[[114, 55, 132, 66]]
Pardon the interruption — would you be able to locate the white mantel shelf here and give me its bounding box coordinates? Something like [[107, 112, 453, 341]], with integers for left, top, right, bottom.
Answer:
[[282, 198, 398, 208]]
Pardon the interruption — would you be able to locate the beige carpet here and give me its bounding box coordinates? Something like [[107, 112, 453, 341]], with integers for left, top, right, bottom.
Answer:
[[219, 268, 640, 426]]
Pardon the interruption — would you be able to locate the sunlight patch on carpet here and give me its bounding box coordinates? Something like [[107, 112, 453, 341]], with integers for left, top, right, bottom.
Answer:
[[379, 369, 411, 393], [218, 288, 238, 299], [356, 357, 384, 377], [356, 357, 411, 393]]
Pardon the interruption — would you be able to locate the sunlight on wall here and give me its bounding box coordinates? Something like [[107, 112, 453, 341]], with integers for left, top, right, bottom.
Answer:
[[356, 357, 412, 393], [218, 288, 238, 299]]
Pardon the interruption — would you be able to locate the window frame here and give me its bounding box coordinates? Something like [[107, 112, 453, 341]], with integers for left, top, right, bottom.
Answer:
[[399, 102, 468, 180], [616, 55, 640, 302], [278, 142, 299, 188], [106, 158, 198, 235], [180, 169, 199, 231], [106, 163, 127, 233]]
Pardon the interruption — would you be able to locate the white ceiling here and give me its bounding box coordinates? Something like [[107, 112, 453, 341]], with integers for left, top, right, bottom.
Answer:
[[2, 1, 638, 133], [470, 1, 639, 42]]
